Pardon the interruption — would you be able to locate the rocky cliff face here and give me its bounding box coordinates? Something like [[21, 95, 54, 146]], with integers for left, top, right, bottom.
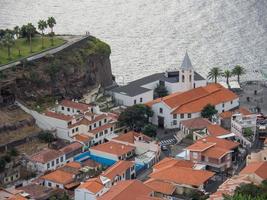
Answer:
[[0, 36, 113, 107]]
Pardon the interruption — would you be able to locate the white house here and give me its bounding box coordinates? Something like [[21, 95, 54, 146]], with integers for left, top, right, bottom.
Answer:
[[146, 83, 239, 129], [231, 112, 257, 148], [111, 52, 207, 106], [55, 99, 96, 115]]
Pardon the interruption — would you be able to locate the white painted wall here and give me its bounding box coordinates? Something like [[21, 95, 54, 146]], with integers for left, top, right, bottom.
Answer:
[[113, 90, 153, 106]]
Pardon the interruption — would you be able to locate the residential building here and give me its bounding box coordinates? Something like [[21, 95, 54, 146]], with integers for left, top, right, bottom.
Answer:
[[56, 99, 95, 115], [100, 160, 135, 185], [193, 124, 234, 141], [0, 161, 21, 186], [111, 52, 207, 107], [146, 83, 239, 129], [27, 142, 83, 172], [231, 112, 257, 148], [98, 180, 159, 200], [75, 177, 110, 200], [90, 141, 135, 162], [247, 149, 267, 164], [185, 136, 239, 172], [218, 107, 251, 130], [180, 117, 212, 136], [111, 131, 161, 167], [145, 157, 214, 197], [210, 161, 267, 200]]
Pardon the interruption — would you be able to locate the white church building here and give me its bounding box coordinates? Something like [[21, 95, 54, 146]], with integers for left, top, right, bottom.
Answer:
[[111, 52, 207, 106]]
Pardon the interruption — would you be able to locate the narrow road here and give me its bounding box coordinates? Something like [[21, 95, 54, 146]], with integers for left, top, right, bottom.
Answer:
[[0, 35, 89, 71]]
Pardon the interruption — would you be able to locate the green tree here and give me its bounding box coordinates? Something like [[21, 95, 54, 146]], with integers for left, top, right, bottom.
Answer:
[[38, 19, 47, 49], [208, 67, 222, 83], [201, 104, 218, 120], [1, 31, 15, 59], [232, 65, 245, 84], [154, 84, 168, 98], [8, 147, 19, 157], [118, 104, 153, 130], [13, 26, 21, 56], [143, 124, 157, 137], [25, 23, 36, 53], [38, 131, 55, 143], [243, 127, 253, 138], [223, 70, 232, 85], [47, 17, 56, 46]]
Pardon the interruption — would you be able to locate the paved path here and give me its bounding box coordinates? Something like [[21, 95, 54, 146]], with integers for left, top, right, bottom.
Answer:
[[0, 35, 89, 72]]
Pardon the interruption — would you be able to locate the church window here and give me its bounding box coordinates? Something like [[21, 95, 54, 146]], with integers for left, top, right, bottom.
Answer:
[[189, 75, 192, 82], [182, 75, 185, 82]]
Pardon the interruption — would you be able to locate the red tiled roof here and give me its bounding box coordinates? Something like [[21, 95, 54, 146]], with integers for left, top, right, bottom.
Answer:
[[202, 136, 239, 150], [30, 149, 63, 164], [153, 158, 194, 171], [78, 178, 104, 194], [180, 118, 211, 130], [41, 170, 74, 185], [98, 180, 154, 200], [219, 107, 252, 119], [89, 123, 113, 135], [102, 160, 134, 180], [207, 124, 231, 137], [202, 146, 231, 159], [149, 165, 214, 187], [60, 100, 92, 112], [74, 134, 93, 143], [82, 159, 101, 168], [147, 83, 238, 114], [145, 179, 176, 195], [68, 114, 108, 128], [8, 194, 27, 200], [113, 131, 152, 144], [186, 141, 216, 152], [240, 162, 267, 180], [90, 141, 135, 157], [44, 111, 73, 121], [60, 142, 83, 154], [65, 161, 82, 169]]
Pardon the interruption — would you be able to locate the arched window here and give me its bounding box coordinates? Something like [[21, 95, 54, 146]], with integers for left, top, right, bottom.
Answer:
[[182, 75, 185, 82]]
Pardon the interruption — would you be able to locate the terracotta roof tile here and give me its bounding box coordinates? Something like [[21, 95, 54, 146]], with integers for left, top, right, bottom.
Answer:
[[202, 136, 239, 150], [180, 118, 211, 130], [153, 158, 194, 171], [74, 134, 93, 143], [98, 180, 154, 200], [145, 179, 175, 195], [186, 141, 216, 152], [60, 142, 83, 154], [65, 161, 82, 169], [60, 100, 92, 112], [113, 131, 152, 144], [240, 162, 267, 180], [207, 124, 231, 137], [44, 111, 73, 121], [41, 170, 74, 185], [30, 149, 63, 164], [8, 194, 27, 200], [89, 123, 114, 135], [202, 146, 231, 159], [102, 160, 134, 180], [219, 107, 252, 119], [78, 178, 104, 194], [147, 83, 238, 114], [90, 141, 135, 157]]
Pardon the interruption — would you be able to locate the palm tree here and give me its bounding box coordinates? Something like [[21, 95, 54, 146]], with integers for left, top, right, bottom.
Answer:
[[223, 70, 232, 85], [2, 32, 15, 59], [47, 17, 56, 46], [232, 65, 245, 84], [25, 23, 36, 53], [207, 67, 222, 83], [38, 20, 47, 49], [13, 26, 21, 56]]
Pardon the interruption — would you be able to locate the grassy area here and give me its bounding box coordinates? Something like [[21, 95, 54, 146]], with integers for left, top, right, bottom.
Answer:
[[0, 36, 65, 65]]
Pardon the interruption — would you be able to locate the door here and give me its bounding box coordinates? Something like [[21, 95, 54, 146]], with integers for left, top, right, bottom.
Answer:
[[158, 116, 165, 128]]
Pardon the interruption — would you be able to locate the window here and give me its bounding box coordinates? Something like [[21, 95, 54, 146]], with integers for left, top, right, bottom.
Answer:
[[56, 184, 60, 188], [76, 127, 79, 132], [95, 134, 98, 138], [189, 75, 192, 82], [134, 100, 137, 105], [89, 125, 92, 130], [140, 98, 143, 103], [72, 129, 75, 133], [99, 121, 102, 126], [104, 118, 107, 123], [47, 163, 50, 169], [61, 106, 64, 110], [159, 108, 163, 114], [182, 75, 185, 82], [194, 83, 196, 88], [60, 156, 63, 162], [56, 158, 59, 164], [51, 160, 54, 167], [159, 80, 165, 86], [67, 108, 70, 112], [48, 182, 52, 187], [222, 103, 225, 108], [264, 157, 267, 161], [180, 114, 184, 119], [231, 101, 233, 104], [173, 120, 177, 125], [105, 129, 108, 134], [94, 123, 96, 128], [188, 113, 191, 118], [173, 114, 177, 119], [67, 122, 71, 126], [100, 132, 103, 137], [111, 127, 113, 131]]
